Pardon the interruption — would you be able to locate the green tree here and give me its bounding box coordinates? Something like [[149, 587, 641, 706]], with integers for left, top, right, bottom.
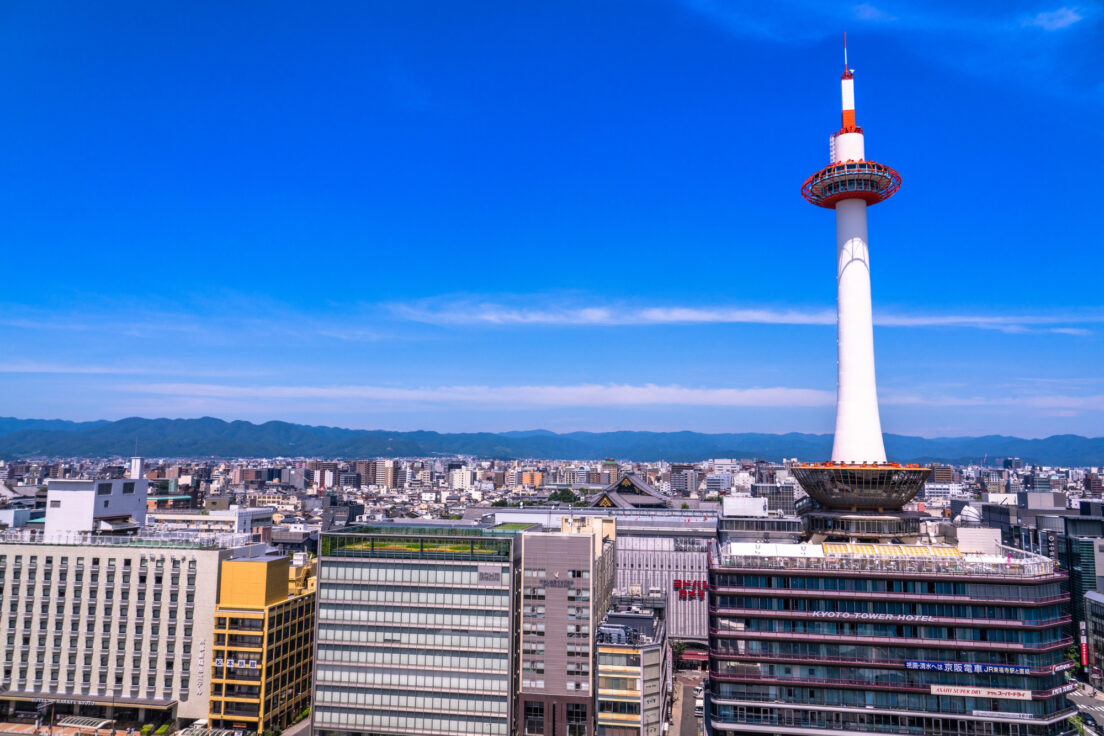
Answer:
[[681, 502, 690, 510], [548, 489, 578, 504]]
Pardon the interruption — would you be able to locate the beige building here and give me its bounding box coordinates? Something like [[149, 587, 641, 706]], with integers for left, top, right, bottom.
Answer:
[[0, 530, 268, 727], [519, 517, 616, 736]]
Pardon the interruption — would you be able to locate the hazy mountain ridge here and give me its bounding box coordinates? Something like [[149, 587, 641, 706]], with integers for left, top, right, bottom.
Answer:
[[0, 417, 1101, 465]]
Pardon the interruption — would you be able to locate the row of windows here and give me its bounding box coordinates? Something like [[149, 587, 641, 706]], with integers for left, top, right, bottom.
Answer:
[[713, 639, 1065, 667], [319, 604, 508, 629], [711, 575, 1064, 601], [316, 685, 507, 714], [319, 643, 507, 671], [317, 624, 508, 651], [715, 661, 1063, 690], [314, 706, 507, 735], [321, 561, 502, 587], [2, 668, 187, 696], [315, 664, 509, 692], [0, 555, 193, 570], [719, 618, 1066, 643], [710, 708, 1065, 736], [711, 683, 1069, 716], [319, 584, 507, 608], [713, 597, 1064, 622]]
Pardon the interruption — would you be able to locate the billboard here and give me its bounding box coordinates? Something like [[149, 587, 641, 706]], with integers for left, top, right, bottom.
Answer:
[[930, 685, 1031, 701]]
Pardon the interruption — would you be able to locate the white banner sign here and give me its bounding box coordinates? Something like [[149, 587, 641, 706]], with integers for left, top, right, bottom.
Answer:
[[931, 685, 1031, 701]]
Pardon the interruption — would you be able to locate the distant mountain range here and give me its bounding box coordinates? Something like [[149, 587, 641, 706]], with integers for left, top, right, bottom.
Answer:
[[0, 416, 1101, 465]]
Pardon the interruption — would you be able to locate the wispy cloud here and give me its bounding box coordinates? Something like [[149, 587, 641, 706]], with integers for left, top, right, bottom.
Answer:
[[0, 361, 268, 378], [1025, 7, 1083, 29], [676, 1, 1102, 101], [126, 382, 837, 408], [391, 298, 1101, 334], [123, 381, 1104, 414]]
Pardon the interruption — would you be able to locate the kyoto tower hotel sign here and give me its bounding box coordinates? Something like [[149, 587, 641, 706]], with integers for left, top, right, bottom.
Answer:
[[793, 40, 927, 509]]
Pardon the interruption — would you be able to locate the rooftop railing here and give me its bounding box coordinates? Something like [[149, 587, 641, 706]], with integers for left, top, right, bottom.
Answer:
[[714, 543, 1058, 579], [0, 528, 254, 550]]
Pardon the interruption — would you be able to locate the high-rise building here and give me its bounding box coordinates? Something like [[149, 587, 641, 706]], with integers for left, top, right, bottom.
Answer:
[[518, 517, 616, 736], [312, 522, 525, 736], [208, 555, 315, 733]]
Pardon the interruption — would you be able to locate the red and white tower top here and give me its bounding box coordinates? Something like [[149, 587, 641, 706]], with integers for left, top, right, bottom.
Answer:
[[801, 35, 901, 208]]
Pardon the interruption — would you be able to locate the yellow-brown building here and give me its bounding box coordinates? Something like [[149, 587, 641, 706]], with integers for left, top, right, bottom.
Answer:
[[209, 555, 314, 734]]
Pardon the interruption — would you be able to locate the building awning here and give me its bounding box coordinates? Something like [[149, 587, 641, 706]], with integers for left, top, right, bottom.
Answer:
[[0, 691, 176, 709], [823, 543, 961, 558]]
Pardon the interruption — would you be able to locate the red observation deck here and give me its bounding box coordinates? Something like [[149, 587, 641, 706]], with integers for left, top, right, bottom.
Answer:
[[801, 160, 901, 209]]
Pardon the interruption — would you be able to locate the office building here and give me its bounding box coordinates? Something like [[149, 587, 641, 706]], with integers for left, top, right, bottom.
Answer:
[[595, 594, 669, 736], [311, 522, 524, 736], [209, 555, 315, 734], [518, 517, 616, 736], [750, 483, 795, 515]]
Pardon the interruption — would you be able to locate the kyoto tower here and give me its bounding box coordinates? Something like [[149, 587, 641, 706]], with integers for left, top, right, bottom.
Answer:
[[792, 38, 928, 518]]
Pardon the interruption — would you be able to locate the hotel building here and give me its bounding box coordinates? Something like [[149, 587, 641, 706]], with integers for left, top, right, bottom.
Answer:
[[0, 529, 268, 725], [708, 528, 1075, 736]]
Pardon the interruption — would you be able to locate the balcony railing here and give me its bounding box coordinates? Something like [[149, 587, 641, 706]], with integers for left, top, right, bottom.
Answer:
[[709, 606, 1071, 630], [710, 650, 1072, 676], [709, 628, 1073, 652], [708, 586, 1069, 606], [708, 707, 1078, 734]]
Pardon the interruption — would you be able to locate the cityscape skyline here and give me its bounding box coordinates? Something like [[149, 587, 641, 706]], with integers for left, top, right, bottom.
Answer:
[[2, 1, 1102, 436]]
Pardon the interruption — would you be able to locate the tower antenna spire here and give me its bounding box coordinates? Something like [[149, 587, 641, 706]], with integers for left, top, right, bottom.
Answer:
[[843, 31, 848, 72]]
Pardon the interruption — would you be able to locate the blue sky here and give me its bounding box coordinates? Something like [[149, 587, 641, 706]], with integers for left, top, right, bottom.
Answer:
[[1, 1, 1102, 437]]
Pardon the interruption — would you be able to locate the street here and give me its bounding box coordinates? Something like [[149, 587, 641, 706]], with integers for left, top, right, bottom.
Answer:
[[1069, 689, 1104, 735], [671, 670, 706, 736]]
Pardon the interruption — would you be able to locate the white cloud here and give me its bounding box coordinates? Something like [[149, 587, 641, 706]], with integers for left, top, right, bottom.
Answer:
[[125, 382, 837, 408], [0, 361, 267, 378], [122, 381, 1104, 413], [1025, 7, 1083, 30], [854, 4, 897, 22], [391, 298, 1100, 334]]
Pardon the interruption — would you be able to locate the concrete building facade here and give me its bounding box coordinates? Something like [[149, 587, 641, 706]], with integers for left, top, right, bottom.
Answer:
[[0, 530, 266, 725], [518, 518, 616, 736], [312, 523, 524, 736]]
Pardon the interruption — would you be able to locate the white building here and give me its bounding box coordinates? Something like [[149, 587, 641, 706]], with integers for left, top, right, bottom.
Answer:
[[923, 482, 968, 502], [146, 506, 273, 535], [44, 478, 149, 539], [0, 529, 268, 725]]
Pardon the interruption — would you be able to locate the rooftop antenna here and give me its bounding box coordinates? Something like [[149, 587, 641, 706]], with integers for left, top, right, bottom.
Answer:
[[843, 32, 849, 72]]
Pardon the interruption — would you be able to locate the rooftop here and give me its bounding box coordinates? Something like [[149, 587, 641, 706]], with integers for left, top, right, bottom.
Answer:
[[0, 529, 256, 550], [715, 540, 1058, 579]]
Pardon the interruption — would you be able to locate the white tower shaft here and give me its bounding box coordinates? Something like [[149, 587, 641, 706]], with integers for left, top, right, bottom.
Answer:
[[832, 198, 886, 463], [829, 71, 887, 464]]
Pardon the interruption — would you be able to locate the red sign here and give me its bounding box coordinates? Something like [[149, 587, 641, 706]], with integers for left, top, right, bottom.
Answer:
[[1082, 642, 1089, 666], [674, 579, 707, 600]]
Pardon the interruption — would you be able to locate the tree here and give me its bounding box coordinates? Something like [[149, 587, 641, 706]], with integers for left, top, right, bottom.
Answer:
[[492, 499, 509, 507], [671, 641, 688, 668], [548, 489, 578, 504], [681, 502, 690, 510]]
